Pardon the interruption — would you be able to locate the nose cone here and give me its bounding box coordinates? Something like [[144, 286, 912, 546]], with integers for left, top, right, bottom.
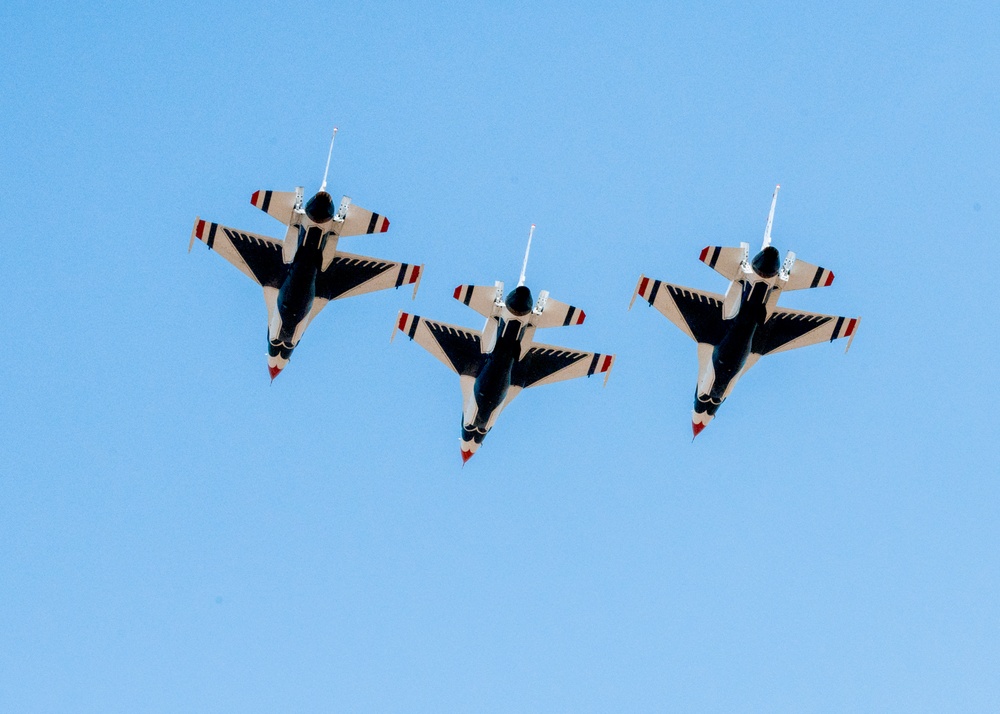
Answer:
[[505, 285, 533, 316], [460, 436, 482, 464], [751, 246, 780, 278], [267, 350, 289, 380], [305, 191, 334, 224], [691, 411, 713, 440]]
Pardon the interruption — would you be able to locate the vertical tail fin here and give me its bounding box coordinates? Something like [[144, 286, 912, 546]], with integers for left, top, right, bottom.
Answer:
[[319, 127, 338, 193], [762, 184, 780, 249], [518, 224, 535, 287]]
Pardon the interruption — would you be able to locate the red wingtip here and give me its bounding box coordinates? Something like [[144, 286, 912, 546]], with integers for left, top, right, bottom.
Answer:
[[825, 271, 835, 287], [692, 421, 706, 439], [381, 218, 390, 233], [251, 190, 260, 206], [461, 449, 474, 464], [577, 310, 586, 325], [268, 365, 282, 381]]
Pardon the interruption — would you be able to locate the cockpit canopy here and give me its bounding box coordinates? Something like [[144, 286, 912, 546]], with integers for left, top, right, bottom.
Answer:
[[305, 191, 334, 224], [751, 246, 780, 278], [505, 285, 533, 317]]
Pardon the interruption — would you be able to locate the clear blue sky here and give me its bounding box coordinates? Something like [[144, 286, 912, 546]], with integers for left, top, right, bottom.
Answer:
[[2, 1, 997, 711]]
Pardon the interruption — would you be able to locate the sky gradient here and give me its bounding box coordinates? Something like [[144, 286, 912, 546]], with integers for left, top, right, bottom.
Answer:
[[2, 1, 998, 711]]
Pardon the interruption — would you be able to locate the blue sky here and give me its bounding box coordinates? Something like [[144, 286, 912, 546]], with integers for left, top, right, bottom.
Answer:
[[1, 1, 998, 711]]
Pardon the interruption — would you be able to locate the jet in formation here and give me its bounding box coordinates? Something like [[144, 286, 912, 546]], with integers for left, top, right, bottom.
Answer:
[[631, 185, 860, 438], [394, 226, 615, 463], [189, 130, 422, 379]]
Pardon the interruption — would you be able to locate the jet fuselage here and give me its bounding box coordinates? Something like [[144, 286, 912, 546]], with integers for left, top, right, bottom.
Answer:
[[461, 285, 535, 455], [470, 316, 522, 425], [696, 246, 782, 425], [267, 192, 338, 375]]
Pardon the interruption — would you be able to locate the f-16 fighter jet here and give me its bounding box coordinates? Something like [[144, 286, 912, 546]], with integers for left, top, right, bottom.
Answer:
[[393, 226, 615, 463], [189, 130, 422, 379], [630, 186, 860, 438]]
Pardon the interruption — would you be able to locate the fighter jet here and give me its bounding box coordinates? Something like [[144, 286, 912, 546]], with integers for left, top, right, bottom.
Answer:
[[189, 130, 422, 379], [393, 226, 615, 463], [630, 185, 860, 438]]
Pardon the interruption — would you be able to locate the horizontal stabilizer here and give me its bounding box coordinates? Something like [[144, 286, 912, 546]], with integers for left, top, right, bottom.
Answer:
[[699, 244, 747, 281], [783, 258, 835, 291], [337, 199, 390, 237], [251, 189, 301, 226], [453, 283, 503, 318], [531, 293, 586, 328]]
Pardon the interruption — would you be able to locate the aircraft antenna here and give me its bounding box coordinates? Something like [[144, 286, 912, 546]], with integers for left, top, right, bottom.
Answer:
[[320, 127, 338, 193], [762, 184, 780, 248], [518, 224, 536, 287]]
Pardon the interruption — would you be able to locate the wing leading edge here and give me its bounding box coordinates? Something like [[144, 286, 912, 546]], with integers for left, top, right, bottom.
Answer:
[[393, 313, 483, 376], [189, 218, 285, 287], [513, 342, 614, 388], [631, 275, 727, 346], [317, 251, 422, 301], [753, 308, 860, 355]]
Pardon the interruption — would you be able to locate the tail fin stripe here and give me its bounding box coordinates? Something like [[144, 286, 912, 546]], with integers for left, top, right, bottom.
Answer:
[[810, 266, 824, 288], [562, 307, 576, 327], [586, 353, 600, 376], [648, 279, 662, 304], [407, 315, 421, 339], [261, 190, 272, 213], [832, 316, 844, 340], [709, 246, 721, 269]]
